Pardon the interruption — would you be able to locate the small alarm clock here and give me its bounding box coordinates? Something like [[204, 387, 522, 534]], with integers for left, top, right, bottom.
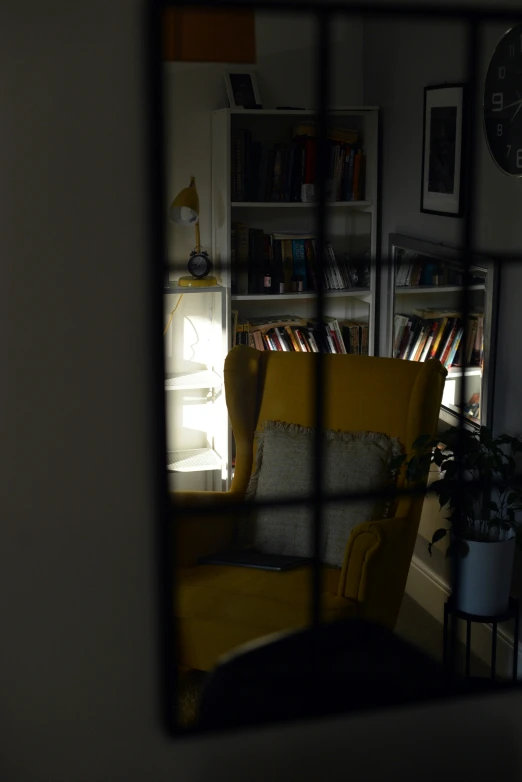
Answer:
[[178, 250, 217, 288]]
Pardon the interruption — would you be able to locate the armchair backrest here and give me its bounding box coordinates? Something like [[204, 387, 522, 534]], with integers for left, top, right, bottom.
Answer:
[[225, 346, 446, 498]]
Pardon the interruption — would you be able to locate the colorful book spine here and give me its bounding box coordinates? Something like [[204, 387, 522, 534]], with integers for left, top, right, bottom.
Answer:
[[285, 326, 301, 352], [397, 320, 412, 359], [420, 321, 439, 362], [360, 325, 369, 356], [294, 329, 310, 352], [439, 319, 460, 365], [281, 240, 294, 292], [347, 149, 355, 200], [271, 144, 284, 201], [304, 328, 319, 352], [428, 317, 449, 360], [445, 327, 464, 368], [304, 239, 318, 291], [393, 315, 409, 357], [471, 315, 484, 366], [292, 239, 307, 290]]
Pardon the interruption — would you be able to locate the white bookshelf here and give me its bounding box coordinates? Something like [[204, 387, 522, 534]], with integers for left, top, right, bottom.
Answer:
[[388, 234, 498, 429], [165, 370, 222, 391], [211, 107, 379, 488], [230, 201, 373, 209], [211, 107, 379, 354], [166, 448, 223, 473], [163, 285, 229, 492]]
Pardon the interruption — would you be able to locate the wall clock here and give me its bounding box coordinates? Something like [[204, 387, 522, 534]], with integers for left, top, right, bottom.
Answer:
[[484, 24, 522, 176]]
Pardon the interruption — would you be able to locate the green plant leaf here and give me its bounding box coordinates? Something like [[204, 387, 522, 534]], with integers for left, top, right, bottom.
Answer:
[[412, 434, 433, 451], [432, 448, 445, 467], [431, 528, 447, 543], [440, 460, 458, 478], [480, 426, 493, 446], [406, 456, 420, 483]]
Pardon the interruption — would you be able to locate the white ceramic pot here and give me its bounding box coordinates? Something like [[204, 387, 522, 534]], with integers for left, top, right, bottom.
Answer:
[[452, 527, 516, 616]]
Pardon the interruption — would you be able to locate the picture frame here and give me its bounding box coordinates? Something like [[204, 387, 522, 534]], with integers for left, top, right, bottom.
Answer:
[[420, 84, 466, 217], [224, 70, 262, 110]]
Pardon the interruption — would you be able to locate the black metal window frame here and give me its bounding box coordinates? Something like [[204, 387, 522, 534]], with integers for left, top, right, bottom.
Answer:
[[145, 0, 522, 737]]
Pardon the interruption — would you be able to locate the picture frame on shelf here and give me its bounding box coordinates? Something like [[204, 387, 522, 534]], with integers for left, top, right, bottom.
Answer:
[[420, 84, 466, 217], [224, 70, 262, 109]]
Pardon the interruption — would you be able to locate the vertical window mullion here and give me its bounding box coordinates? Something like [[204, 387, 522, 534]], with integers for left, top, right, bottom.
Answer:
[[311, 10, 331, 628]]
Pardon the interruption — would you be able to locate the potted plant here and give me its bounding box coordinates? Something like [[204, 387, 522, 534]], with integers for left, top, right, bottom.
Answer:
[[396, 426, 522, 617]]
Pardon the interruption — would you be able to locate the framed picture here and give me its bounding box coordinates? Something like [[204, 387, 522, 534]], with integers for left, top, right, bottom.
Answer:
[[224, 70, 261, 109], [420, 84, 466, 217]]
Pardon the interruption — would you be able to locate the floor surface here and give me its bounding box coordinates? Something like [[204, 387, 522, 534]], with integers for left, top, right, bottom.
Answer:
[[178, 593, 490, 727]]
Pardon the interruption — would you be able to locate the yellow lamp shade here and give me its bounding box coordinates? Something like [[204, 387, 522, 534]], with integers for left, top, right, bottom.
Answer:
[[169, 176, 199, 225]]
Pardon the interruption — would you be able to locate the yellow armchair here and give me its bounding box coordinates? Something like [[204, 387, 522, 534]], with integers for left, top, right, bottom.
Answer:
[[172, 346, 446, 672]]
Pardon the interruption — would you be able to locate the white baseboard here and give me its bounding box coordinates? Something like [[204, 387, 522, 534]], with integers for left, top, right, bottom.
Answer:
[[406, 549, 522, 680]]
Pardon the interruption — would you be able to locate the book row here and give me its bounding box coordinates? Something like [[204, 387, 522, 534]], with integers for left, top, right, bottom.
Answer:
[[231, 126, 365, 203], [395, 253, 486, 288], [232, 314, 369, 355], [393, 308, 484, 369], [231, 225, 368, 295]]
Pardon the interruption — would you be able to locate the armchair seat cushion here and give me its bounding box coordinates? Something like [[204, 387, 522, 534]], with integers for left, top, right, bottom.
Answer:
[[177, 563, 357, 639]]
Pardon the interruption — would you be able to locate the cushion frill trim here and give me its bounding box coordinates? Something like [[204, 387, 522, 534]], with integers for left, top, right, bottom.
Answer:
[[245, 420, 403, 518]]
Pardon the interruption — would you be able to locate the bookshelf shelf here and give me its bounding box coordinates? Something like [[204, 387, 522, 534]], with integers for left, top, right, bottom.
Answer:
[[166, 448, 222, 473], [165, 370, 222, 391], [447, 367, 482, 378], [164, 285, 223, 294], [231, 289, 371, 302], [395, 284, 485, 295], [225, 108, 379, 116], [231, 201, 373, 209]]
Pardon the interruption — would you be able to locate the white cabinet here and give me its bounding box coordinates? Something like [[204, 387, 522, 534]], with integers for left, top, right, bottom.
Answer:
[[163, 285, 229, 491]]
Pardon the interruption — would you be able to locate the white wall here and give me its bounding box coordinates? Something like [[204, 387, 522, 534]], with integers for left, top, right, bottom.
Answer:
[[363, 17, 522, 598], [363, 18, 522, 437], [3, 2, 522, 779], [166, 13, 363, 268]]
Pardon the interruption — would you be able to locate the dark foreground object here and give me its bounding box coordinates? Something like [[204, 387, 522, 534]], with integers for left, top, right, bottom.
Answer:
[[198, 619, 505, 732]]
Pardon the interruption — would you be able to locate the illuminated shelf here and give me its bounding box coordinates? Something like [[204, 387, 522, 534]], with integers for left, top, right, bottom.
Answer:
[[231, 201, 372, 209], [447, 367, 482, 378], [232, 289, 371, 302], [166, 448, 222, 473], [164, 370, 222, 391], [395, 284, 485, 294]]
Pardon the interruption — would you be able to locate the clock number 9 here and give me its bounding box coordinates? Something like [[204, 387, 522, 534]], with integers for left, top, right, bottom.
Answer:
[[492, 93, 503, 111]]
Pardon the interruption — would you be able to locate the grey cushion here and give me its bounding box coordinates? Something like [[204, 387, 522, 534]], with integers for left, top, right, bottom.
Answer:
[[245, 421, 402, 568]]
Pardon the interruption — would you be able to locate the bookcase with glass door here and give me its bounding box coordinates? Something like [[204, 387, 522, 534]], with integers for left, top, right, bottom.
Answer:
[[388, 233, 498, 429], [212, 107, 380, 486]]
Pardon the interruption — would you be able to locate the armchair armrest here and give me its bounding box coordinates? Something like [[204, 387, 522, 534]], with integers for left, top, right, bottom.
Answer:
[[170, 491, 243, 568], [337, 514, 417, 629]]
